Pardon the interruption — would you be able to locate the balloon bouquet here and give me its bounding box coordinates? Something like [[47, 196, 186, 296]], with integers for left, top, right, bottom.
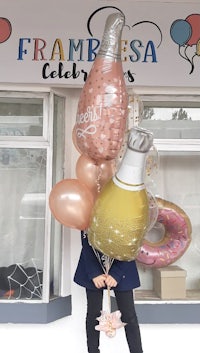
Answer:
[[49, 12, 155, 337]]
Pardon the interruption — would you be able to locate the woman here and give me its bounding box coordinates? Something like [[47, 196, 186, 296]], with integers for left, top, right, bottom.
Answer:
[[74, 230, 143, 353]]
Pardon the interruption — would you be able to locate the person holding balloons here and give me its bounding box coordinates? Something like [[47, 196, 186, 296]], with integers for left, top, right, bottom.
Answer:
[[73, 125, 153, 353], [74, 230, 144, 353]]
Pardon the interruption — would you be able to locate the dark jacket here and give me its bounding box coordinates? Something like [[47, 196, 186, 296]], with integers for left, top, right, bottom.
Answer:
[[74, 231, 141, 291]]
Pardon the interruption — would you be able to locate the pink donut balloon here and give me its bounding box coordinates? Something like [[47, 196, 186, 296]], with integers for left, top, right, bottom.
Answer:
[[74, 13, 128, 161], [136, 197, 192, 268]]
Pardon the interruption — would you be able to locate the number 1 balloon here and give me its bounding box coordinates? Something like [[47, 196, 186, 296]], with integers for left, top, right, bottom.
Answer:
[[74, 12, 128, 161], [88, 127, 154, 261]]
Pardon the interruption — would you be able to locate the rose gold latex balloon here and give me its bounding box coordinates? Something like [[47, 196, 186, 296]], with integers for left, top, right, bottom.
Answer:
[[76, 154, 115, 197], [74, 13, 128, 161], [49, 179, 94, 230], [76, 154, 98, 196], [98, 159, 116, 189]]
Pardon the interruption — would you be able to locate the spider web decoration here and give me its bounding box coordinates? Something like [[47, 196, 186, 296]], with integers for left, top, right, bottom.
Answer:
[[4, 259, 43, 299]]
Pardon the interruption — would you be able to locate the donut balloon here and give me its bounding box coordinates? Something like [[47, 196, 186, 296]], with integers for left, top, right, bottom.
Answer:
[[136, 197, 192, 268]]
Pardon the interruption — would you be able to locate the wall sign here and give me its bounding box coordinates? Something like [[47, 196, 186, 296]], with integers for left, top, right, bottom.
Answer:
[[0, 1, 200, 87]]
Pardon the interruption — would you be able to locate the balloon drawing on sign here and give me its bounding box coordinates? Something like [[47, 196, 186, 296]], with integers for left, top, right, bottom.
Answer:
[[170, 14, 200, 74], [0, 17, 12, 43]]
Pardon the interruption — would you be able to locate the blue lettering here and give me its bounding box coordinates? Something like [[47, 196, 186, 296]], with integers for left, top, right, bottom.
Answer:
[[129, 40, 143, 62], [68, 39, 84, 61], [17, 38, 31, 60], [87, 38, 100, 62], [143, 41, 157, 62]]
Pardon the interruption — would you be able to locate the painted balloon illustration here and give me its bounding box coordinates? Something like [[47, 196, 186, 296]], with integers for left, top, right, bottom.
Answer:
[[73, 12, 128, 162], [0, 17, 12, 43], [170, 14, 200, 74]]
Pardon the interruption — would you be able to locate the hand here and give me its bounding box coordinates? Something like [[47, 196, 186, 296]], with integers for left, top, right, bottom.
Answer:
[[93, 274, 107, 289], [105, 275, 117, 288]]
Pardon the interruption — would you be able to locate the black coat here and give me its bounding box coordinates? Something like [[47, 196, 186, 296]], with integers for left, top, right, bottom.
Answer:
[[74, 231, 141, 291]]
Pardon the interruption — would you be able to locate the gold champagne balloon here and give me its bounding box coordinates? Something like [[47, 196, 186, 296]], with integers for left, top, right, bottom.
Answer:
[[88, 127, 154, 261]]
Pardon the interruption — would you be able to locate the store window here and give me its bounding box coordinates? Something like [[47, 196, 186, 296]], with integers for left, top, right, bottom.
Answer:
[[132, 94, 200, 301], [140, 95, 200, 140], [0, 91, 65, 302], [0, 98, 43, 136]]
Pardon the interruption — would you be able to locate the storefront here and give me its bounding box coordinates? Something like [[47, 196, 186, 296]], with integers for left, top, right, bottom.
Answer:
[[0, 0, 200, 323]]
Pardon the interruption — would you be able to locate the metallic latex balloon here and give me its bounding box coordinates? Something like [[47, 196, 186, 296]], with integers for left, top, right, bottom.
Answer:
[[76, 154, 116, 197], [74, 13, 128, 161], [49, 179, 94, 230]]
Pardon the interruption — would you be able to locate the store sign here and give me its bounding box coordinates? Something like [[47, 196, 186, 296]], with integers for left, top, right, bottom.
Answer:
[[0, 1, 200, 86]]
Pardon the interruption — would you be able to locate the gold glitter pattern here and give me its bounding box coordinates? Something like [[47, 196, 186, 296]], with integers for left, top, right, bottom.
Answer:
[[88, 180, 149, 261]]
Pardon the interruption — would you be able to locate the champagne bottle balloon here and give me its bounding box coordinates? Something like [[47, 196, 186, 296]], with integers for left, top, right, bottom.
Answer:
[[74, 12, 128, 161], [88, 127, 154, 261]]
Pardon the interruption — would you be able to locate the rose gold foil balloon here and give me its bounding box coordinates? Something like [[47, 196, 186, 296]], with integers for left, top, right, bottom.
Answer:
[[72, 125, 82, 154], [49, 179, 94, 230], [76, 154, 115, 197], [74, 13, 128, 161]]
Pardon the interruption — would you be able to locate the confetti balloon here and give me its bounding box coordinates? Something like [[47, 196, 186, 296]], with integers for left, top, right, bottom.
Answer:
[[88, 127, 153, 261], [74, 12, 128, 161]]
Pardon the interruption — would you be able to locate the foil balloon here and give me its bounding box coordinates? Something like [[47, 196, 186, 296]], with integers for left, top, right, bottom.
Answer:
[[88, 127, 153, 261], [72, 125, 82, 154], [116, 94, 144, 166], [137, 197, 192, 268], [128, 94, 144, 127], [49, 179, 94, 230], [74, 12, 128, 161], [95, 310, 126, 338], [146, 191, 158, 232]]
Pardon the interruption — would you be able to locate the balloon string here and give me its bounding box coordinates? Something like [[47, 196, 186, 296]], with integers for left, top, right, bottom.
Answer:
[[92, 247, 114, 313], [107, 286, 111, 313], [92, 247, 114, 274], [96, 166, 103, 193]]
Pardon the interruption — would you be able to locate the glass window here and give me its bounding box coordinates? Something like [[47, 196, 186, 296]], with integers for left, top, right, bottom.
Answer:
[[138, 151, 200, 300], [0, 147, 46, 300], [50, 95, 65, 298], [0, 90, 66, 302], [0, 96, 44, 136], [140, 96, 200, 139]]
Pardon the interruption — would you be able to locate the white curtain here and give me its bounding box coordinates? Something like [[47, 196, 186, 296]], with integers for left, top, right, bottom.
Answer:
[[0, 148, 46, 269]]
